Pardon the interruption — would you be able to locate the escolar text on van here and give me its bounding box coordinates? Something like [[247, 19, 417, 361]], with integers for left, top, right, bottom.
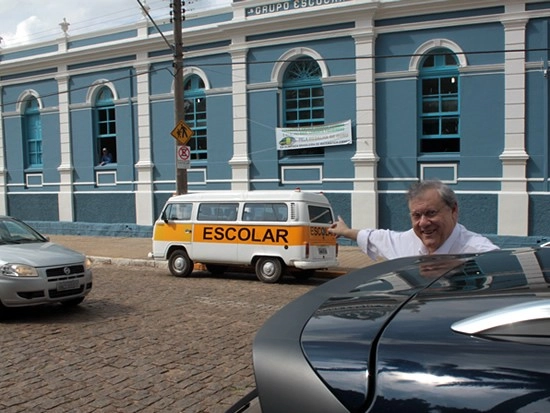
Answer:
[[149, 189, 339, 283]]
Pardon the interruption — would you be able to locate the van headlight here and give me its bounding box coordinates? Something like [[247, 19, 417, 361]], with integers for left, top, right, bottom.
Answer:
[[0, 264, 38, 277]]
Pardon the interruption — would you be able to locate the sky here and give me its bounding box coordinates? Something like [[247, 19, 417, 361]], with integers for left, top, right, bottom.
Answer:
[[0, 0, 172, 48]]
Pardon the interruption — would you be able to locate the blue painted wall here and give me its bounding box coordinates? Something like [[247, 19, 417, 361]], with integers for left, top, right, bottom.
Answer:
[[322, 82, 356, 191], [41, 111, 62, 190], [459, 72, 504, 185], [456, 194, 498, 234], [150, 61, 174, 95], [376, 78, 418, 189], [376, 23, 504, 73], [74, 194, 135, 223], [379, 193, 410, 231], [248, 89, 279, 187], [9, 194, 58, 221], [151, 99, 176, 190], [68, 30, 137, 49], [201, 93, 233, 189], [530, 195, 550, 235], [70, 107, 96, 188]]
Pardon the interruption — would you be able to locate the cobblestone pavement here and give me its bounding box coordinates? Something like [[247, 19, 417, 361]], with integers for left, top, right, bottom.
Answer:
[[0, 264, 325, 413]]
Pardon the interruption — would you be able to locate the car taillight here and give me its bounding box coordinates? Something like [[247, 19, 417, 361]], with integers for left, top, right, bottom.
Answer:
[[305, 243, 310, 259]]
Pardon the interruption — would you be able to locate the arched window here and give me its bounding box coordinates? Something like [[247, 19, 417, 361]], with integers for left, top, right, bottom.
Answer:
[[283, 57, 324, 156], [95, 87, 117, 164], [23, 97, 42, 168], [184, 75, 207, 160], [419, 48, 460, 153]]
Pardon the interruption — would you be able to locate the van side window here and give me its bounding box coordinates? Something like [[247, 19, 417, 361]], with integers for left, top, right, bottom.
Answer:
[[243, 203, 288, 222], [198, 203, 238, 221], [165, 203, 192, 220], [308, 205, 333, 224]]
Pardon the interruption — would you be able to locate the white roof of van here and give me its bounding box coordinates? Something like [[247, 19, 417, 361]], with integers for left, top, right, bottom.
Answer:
[[166, 190, 330, 204]]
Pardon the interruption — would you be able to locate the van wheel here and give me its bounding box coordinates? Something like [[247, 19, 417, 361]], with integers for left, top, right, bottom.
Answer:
[[255, 257, 284, 283], [206, 264, 227, 275], [168, 249, 194, 277]]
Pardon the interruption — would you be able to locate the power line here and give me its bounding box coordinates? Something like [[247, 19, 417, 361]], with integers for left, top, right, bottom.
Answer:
[[0, 66, 172, 109], [0, 0, 170, 47], [136, 0, 174, 53], [1, 46, 549, 108]]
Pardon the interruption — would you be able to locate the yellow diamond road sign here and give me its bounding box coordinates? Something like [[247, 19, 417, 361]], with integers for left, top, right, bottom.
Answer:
[[171, 120, 193, 145]]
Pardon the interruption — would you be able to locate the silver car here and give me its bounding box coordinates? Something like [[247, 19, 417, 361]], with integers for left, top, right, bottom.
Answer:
[[0, 216, 92, 309]]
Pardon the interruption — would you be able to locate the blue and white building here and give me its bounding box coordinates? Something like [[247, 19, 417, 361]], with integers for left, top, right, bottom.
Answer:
[[1, 0, 549, 243]]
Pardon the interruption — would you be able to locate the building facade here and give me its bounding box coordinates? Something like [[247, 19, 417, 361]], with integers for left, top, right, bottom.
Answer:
[[0, 0, 549, 242]]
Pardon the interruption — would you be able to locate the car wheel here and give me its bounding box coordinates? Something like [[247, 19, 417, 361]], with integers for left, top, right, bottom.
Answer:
[[206, 264, 227, 275], [60, 297, 85, 307], [255, 257, 284, 283], [168, 249, 194, 277]]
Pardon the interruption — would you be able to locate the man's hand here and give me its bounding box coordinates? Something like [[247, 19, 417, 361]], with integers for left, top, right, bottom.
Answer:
[[329, 216, 359, 241]]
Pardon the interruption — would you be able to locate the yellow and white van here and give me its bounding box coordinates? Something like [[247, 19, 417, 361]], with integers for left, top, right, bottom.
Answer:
[[150, 189, 339, 283]]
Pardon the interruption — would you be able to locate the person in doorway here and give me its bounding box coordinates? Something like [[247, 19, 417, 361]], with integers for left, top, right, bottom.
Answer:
[[99, 148, 113, 166], [328, 179, 499, 260]]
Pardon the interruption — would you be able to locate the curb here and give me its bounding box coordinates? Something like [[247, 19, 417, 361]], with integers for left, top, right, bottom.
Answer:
[[90, 256, 348, 278], [91, 256, 168, 268]]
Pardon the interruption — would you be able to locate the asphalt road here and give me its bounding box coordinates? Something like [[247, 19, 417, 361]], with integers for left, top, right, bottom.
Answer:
[[0, 263, 326, 413]]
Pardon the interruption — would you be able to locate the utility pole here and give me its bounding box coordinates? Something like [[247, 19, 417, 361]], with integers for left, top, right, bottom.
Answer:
[[172, 0, 187, 194]]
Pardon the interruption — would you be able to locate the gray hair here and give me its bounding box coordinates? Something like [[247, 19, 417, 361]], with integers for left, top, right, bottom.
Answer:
[[407, 180, 457, 209]]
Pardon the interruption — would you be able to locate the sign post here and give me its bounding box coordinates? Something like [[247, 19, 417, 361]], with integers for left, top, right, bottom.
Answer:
[[138, 0, 188, 194], [173, 0, 187, 194]]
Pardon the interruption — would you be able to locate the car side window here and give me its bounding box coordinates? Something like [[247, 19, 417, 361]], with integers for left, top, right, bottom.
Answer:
[[198, 203, 238, 221], [243, 203, 288, 222]]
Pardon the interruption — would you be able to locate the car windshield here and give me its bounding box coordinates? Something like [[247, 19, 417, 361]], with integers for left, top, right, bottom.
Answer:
[[0, 219, 47, 245]]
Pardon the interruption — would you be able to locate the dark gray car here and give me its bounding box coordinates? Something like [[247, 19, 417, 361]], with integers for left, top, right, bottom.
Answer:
[[228, 247, 550, 413]]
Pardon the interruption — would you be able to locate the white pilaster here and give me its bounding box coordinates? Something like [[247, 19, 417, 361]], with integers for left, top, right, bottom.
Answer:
[[56, 73, 74, 221], [498, 13, 529, 236], [352, 17, 379, 230], [134, 61, 155, 225], [229, 38, 251, 190]]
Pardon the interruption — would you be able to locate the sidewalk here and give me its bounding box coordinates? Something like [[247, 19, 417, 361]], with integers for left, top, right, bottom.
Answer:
[[47, 234, 375, 276]]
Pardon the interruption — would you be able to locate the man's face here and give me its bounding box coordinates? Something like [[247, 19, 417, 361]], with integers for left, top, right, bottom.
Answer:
[[409, 188, 458, 254]]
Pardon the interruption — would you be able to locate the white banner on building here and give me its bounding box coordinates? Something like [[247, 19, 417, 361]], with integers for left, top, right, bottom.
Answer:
[[276, 120, 352, 151]]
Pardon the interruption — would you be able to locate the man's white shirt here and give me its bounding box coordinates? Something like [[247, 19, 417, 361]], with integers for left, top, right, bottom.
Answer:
[[356, 223, 499, 261]]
